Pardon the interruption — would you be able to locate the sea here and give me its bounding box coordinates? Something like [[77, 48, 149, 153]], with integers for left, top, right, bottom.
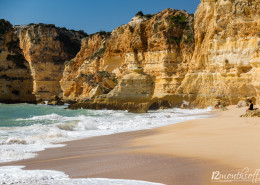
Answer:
[[0, 103, 211, 185]]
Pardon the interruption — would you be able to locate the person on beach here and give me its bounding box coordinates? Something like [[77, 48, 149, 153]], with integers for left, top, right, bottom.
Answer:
[[215, 101, 220, 109], [247, 100, 254, 112]]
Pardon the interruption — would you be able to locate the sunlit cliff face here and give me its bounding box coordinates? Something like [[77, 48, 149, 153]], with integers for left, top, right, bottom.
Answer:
[[0, 0, 259, 110], [178, 0, 260, 106]]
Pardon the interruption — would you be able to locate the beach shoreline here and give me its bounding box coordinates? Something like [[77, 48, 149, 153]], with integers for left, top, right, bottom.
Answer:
[[2, 106, 260, 185]]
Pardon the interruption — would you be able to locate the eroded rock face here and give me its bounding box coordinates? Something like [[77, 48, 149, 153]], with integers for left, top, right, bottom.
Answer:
[[60, 33, 109, 101], [16, 24, 86, 101], [61, 9, 195, 110], [178, 0, 260, 107], [1, 1, 259, 110], [0, 20, 35, 103], [68, 70, 155, 113]]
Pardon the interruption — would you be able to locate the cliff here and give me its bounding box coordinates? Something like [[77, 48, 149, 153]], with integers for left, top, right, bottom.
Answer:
[[177, 0, 260, 106], [62, 9, 195, 111], [16, 24, 87, 101], [0, 19, 35, 103], [0, 0, 259, 111]]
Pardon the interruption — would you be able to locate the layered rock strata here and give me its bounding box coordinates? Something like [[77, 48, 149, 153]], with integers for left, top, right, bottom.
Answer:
[[16, 24, 86, 101], [0, 19, 35, 103], [178, 0, 260, 106], [61, 9, 195, 111], [1, 0, 259, 111]]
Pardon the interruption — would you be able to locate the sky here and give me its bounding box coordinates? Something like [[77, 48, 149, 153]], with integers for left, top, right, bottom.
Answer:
[[0, 0, 201, 34]]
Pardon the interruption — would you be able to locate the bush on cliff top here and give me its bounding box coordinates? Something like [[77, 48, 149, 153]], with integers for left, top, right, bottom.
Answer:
[[0, 19, 13, 35], [27, 22, 88, 37], [169, 14, 188, 29], [89, 30, 111, 38], [135, 11, 154, 19], [135, 11, 144, 17]]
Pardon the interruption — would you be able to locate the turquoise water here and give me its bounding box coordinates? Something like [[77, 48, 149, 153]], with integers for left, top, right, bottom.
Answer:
[[0, 103, 211, 164], [0, 103, 112, 127]]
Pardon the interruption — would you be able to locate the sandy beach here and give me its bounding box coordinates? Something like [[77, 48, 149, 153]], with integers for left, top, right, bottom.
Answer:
[[2, 106, 260, 185]]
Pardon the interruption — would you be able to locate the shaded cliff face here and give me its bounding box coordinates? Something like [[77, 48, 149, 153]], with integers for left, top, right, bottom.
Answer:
[[60, 33, 109, 101], [16, 24, 86, 101], [0, 20, 35, 103], [61, 9, 195, 108], [177, 0, 260, 106]]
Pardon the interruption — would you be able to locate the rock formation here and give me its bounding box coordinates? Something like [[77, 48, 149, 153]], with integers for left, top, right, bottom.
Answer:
[[16, 24, 86, 101], [241, 109, 260, 117], [61, 9, 195, 111], [0, 19, 35, 103], [0, 0, 259, 112], [178, 0, 260, 107]]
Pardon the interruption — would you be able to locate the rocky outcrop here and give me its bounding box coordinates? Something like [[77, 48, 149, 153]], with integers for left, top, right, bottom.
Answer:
[[16, 24, 87, 101], [62, 2, 260, 111], [241, 109, 260, 117], [0, 19, 35, 103], [1, 0, 259, 111], [93, 69, 154, 112], [61, 9, 195, 111], [60, 33, 110, 101], [177, 0, 260, 107]]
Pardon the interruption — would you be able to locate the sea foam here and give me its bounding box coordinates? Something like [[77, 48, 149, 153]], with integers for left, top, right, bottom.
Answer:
[[0, 166, 164, 185], [0, 106, 211, 163]]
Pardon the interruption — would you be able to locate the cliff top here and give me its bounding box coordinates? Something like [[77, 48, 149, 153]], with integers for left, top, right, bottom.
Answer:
[[0, 19, 13, 35]]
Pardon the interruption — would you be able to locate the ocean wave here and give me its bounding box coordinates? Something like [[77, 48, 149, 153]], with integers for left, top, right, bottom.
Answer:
[[0, 166, 164, 185], [16, 113, 67, 121], [0, 107, 212, 163]]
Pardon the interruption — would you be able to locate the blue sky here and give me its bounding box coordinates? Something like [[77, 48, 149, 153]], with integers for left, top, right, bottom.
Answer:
[[0, 0, 200, 34]]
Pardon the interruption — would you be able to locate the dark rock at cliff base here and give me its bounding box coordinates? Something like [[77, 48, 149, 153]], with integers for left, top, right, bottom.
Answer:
[[47, 95, 64, 105], [68, 102, 150, 113], [240, 109, 260, 117]]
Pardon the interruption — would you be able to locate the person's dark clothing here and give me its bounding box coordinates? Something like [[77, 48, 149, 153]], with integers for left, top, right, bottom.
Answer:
[[249, 102, 254, 110]]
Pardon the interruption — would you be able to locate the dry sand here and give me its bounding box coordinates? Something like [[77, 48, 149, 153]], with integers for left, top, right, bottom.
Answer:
[[2, 106, 260, 185], [133, 106, 260, 169]]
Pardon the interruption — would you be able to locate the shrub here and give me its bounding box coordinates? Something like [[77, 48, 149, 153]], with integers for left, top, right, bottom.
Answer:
[[168, 36, 182, 45], [89, 30, 111, 38], [153, 22, 161, 33], [184, 33, 193, 43], [86, 46, 107, 61], [144, 14, 154, 19], [78, 30, 88, 37], [169, 14, 188, 29], [135, 11, 144, 17]]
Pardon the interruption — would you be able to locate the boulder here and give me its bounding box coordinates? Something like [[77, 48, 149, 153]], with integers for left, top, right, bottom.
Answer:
[[47, 95, 64, 105], [89, 85, 103, 99], [240, 109, 260, 117], [102, 78, 115, 89], [236, 100, 248, 108]]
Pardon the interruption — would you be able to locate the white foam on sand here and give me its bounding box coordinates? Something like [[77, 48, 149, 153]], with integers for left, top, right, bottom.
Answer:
[[0, 166, 164, 185], [0, 108, 212, 163]]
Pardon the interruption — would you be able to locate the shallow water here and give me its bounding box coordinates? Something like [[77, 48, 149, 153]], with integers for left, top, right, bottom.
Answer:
[[0, 103, 212, 184], [0, 103, 211, 163]]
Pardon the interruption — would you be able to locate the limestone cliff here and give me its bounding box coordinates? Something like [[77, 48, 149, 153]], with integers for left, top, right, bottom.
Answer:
[[177, 0, 260, 106], [1, 1, 259, 111], [0, 19, 35, 103], [16, 24, 86, 101], [61, 9, 195, 111]]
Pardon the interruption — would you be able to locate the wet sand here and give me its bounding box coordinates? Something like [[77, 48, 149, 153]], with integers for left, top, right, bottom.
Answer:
[[2, 106, 260, 185]]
